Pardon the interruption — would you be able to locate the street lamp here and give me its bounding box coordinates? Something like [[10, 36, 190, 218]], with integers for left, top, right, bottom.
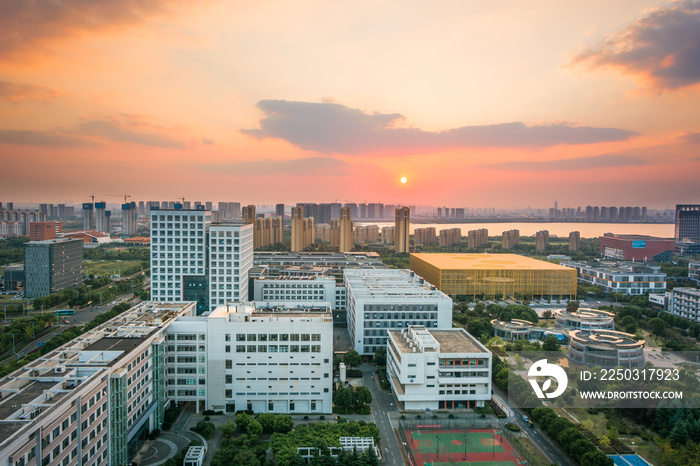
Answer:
[[28, 320, 36, 339], [3, 305, 6, 324], [9, 332, 18, 355]]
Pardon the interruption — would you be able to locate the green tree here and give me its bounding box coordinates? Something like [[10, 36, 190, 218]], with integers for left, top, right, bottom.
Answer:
[[542, 335, 561, 351], [273, 414, 295, 434], [221, 420, 236, 438], [334, 386, 355, 413], [373, 347, 386, 366], [236, 412, 252, 432], [354, 386, 372, 406], [542, 310, 553, 322], [258, 412, 276, 433], [649, 318, 666, 336], [599, 435, 611, 449], [233, 449, 261, 466], [343, 350, 362, 369], [247, 420, 263, 440]]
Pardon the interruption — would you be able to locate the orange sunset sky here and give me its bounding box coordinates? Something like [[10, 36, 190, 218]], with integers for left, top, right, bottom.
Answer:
[[1, 0, 699, 208]]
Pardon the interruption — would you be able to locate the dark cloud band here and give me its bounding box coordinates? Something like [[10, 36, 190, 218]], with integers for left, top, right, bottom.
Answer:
[[242, 100, 637, 155]]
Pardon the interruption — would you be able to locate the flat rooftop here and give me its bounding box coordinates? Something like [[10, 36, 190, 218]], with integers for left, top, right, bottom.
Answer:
[[83, 337, 144, 353], [411, 253, 572, 271], [431, 330, 482, 353], [390, 328, 484, 354], [344, 269, 449, 300]]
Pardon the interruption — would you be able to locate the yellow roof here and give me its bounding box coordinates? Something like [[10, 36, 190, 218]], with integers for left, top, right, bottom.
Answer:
[[410, 253, 573, 271]]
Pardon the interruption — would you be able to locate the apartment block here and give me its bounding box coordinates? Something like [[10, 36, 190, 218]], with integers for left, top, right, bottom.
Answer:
[[562, 261, 666, 296], [667, 287, 700, 322]]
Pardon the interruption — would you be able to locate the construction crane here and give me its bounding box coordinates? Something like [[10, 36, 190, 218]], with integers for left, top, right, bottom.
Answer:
[[178, 196, 185, 204], [104, 194, 131, 203], [88, 194, 95, 203]]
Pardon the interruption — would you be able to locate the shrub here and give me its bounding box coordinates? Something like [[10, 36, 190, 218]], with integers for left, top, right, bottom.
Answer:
[[191, 420, 216, 439], [505, 423, 521, 432]]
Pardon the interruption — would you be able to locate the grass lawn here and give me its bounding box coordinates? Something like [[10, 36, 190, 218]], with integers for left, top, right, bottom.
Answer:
[[84, 260, 143, 277]]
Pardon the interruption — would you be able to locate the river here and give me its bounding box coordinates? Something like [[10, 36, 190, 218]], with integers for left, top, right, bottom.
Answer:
[[355, 222, 674, 239]]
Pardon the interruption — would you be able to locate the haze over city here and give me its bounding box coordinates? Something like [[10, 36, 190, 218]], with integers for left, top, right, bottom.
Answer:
[[1, 1, 699, 207]]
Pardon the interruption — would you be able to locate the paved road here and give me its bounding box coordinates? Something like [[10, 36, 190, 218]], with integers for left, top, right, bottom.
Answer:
[[361, 365, 403, 464], [492, 386, 574, 466]]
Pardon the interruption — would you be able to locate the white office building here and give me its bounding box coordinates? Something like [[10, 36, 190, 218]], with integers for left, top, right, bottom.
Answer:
[[150, 209, 253, 313], [344, 269, 452, 355], [166, 302, 334, 414], [387, 325, 492, 411], [208, 224, 254, 309]]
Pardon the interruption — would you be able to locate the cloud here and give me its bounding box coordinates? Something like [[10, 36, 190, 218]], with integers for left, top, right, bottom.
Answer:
[[241, 100, 637, 155], [73, 115, 186, 148], [201, 138, 214, 145], [681, 132, 700, 143], [0, 129, 98, 148], [0, 0, 197, 60], [200, 157, 349, 176], [480, 153, 648, 171], [0, 80, 61, 102], [570, 1, 700, 90]]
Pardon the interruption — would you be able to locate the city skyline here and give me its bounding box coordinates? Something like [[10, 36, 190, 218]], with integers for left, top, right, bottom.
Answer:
[[1, 1, 700, 207]]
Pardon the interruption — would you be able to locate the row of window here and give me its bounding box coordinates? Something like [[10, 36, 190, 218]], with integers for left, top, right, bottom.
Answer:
[[235, 345, 321, 353], [234, 333, 321, 342]]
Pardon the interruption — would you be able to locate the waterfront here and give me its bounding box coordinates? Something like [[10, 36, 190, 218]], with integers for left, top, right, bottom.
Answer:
[[356, 222, 675, 239]]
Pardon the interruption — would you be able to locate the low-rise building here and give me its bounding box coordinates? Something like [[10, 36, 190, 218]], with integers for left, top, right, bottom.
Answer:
[[568, 329, 645, 368], [689, 261, 700, 284], [554, 308, 615, 332], [599, 234, 675, 262], [562, 261, 666, 296], [387, 325, 492, 410], [24, 238, 83, 298]]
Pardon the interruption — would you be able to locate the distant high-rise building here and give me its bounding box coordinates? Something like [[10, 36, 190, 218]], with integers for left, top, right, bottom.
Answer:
[[122, 202, 137, 235], [254, 217, 283, 248], [291, 205, 314, 252], [382, 226, 395, 244], [82, 202, 94, 230], [94, 201, 109, 233], [275, 203, 285, 218], [395, 207, 410, 253], [569, 231, 581, 252], [535, 230, 549, 251], [339, 206, 354, 252], [439, 228, 461, 247], [242, 205, 256, 225], [467, 229, 489, 248], [345, 203, 358, 219], [414, 227, 437, 246], [24, 238, 83, 298], [502, 229, 520, 249], [355, 225, 380, 243], [676, 204, 700, 242]]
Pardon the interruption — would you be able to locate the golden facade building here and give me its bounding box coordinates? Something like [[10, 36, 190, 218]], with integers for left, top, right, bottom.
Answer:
[[395, 207, 410, 253], [339, 206, 354, 252], [409, 253, 577, 298], [439, 228, 461, 247], [414, 227, 437, 246], [467, 228, 489, 248], [502, 229, 520, 249], [535, 230, 549, 251]]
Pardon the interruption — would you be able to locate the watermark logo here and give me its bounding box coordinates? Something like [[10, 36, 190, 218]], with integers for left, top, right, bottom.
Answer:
[[528, 359, 568, 399]]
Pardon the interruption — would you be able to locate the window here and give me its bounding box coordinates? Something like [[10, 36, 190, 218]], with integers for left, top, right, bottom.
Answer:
[[226, 360, 232, 369]]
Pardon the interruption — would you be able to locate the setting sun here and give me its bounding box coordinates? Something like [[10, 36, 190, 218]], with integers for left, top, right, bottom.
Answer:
[[400, 177, 407, 184]]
